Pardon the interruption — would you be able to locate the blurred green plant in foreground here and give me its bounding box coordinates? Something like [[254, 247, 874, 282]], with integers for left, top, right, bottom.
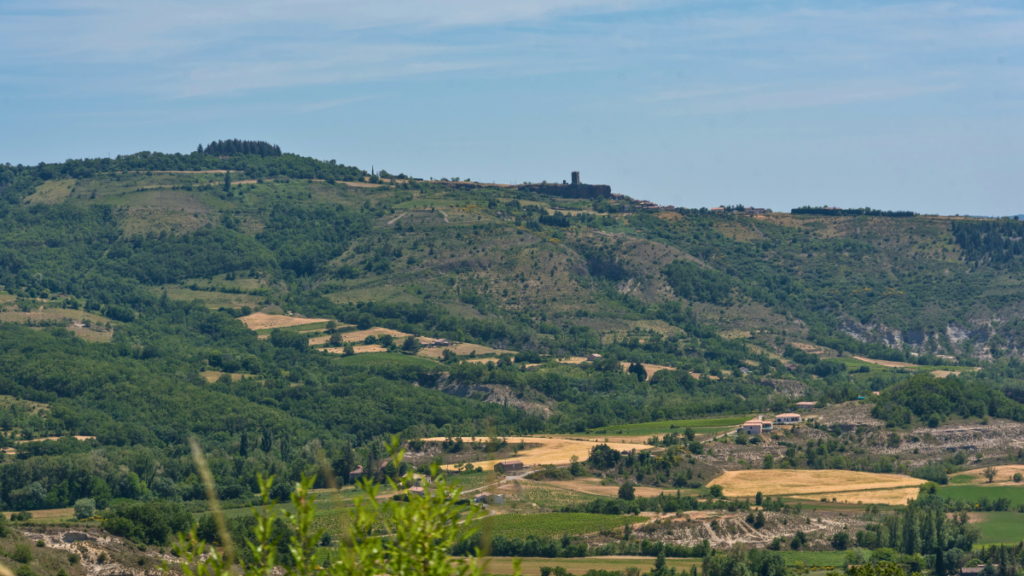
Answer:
[[169, 437, 517, 576]]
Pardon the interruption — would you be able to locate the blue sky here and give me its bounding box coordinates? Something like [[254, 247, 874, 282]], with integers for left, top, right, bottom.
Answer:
[[2, 1, 1023, 215]]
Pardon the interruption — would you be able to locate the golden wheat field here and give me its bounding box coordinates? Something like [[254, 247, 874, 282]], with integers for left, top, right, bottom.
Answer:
[[238, 312, 331, 330], [709, 469, 925, 505], [422, 436, 651, 471]]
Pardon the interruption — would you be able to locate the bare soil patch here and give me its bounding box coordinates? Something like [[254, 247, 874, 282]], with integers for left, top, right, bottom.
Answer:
[[238, 312, 330, 330]]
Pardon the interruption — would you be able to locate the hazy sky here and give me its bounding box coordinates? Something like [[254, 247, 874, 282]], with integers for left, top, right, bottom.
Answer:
[[2, 1, 1023, 214]]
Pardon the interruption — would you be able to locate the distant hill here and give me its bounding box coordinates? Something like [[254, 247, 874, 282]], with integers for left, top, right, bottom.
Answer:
[[1, 145, 1023, 514]]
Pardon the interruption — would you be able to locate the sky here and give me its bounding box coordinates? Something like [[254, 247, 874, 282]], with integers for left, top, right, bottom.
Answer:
[[2, 1, 1023, 215]]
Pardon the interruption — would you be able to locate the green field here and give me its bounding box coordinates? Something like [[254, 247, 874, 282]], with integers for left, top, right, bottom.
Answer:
[[775, 551, 848, 567], [332, 353, 439, 369], [593, 416, 750, 436], [937, 485, 1024, 507], [471, 513, 642, 540], [973, 512, 1024, 545]]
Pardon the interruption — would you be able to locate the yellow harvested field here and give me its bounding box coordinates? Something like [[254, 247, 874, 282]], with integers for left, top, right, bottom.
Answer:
[[200, 371, 245, 383], [423, 436, 650, 471], [851, 356, 917, 368], [689, 372, 718, 380], [619, 362, 676, 378], [324, 344, 387, 354], [5, 507, 74, 520], [339, 327, 412, 342], [14, 435, 94, 443], [418, 343, 512, 359], [792, 486, 923, 506], [709, 469, 925, 499], [542, 477, 674, 498], [954, 465, 1024, 485], [238, 313, 331, 330]]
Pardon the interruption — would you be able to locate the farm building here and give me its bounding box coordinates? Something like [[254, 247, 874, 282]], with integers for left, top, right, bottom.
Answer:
[[796, 401, 817, 410], [775, 413, 801, 424], [349, 465, 364, 481], [494, 460, 524, 474], [474, 492, 504, 505], [741, 417, 773, 434]]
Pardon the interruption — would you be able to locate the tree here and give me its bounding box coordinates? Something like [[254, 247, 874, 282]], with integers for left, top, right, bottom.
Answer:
[[755, 491, 763, 506], [329, 333, 343, 346], [984, 467, 997, 483], [618, 482, 635, 501], [684, 427, 695, 441], [402, 336, 421, 353], [652, 550, 668, 576], [74, 498, 96, 520], [832, 531, 851, 550], [343, 343, 355, 356], [627, 362, 647, 382], [763, 454, 774, 469], [224, 170, 232, 192], [708, 485, 724, 498]]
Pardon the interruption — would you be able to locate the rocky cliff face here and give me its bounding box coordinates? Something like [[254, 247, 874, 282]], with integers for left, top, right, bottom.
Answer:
[[838, 317, 1003, 359]]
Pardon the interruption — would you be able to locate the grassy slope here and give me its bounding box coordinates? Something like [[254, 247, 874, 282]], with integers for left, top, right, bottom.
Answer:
[[936, 485, 1024, 507]]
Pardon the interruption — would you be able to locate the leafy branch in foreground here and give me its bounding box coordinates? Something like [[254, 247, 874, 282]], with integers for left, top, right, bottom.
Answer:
[[169, 437, 517, 576]]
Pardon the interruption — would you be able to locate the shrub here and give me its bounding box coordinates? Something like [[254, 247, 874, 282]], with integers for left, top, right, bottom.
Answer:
[[12, 543, 33, 563], [74, 498, 96, 520], [618, 482, 636, 501], [708, 485, 724, 498], [1014, 473, 1022, 483], [101, 500, 192, 545]]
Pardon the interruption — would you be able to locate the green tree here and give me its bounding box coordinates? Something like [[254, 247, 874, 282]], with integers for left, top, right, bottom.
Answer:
[[983, 467, 997, 483], [224, 171, 232, 192], [74, 498, 96, 520], [618, 482, 635, 501]]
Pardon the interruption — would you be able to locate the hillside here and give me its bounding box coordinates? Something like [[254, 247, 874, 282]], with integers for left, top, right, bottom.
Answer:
[[1, 143, 1024, 515]]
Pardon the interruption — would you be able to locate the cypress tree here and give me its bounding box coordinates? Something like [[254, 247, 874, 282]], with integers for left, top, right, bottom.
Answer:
[[224, 170, 231, 192]]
